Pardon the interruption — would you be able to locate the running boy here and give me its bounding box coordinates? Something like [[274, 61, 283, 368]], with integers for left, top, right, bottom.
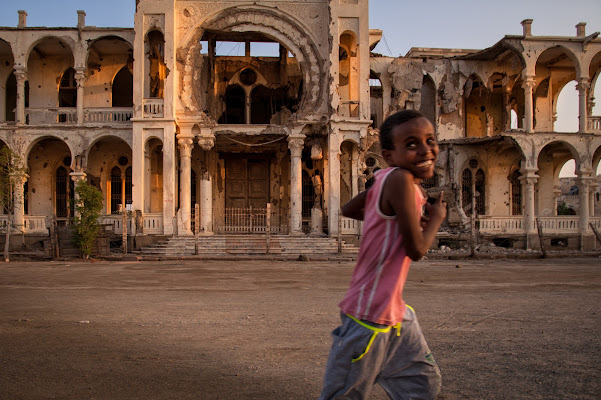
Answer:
[[319, 110, 446, 399]]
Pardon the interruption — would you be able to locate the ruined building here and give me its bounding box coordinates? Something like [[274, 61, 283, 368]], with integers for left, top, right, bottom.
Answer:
[[0, 1, 599, 253]]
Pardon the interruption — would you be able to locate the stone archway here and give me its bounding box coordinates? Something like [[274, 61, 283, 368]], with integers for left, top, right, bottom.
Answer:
[[178, 7, 326, 118]]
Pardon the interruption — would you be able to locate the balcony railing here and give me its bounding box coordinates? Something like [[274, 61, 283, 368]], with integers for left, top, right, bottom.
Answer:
[[24, 107, 133, 125], [588, 116, 601, 133], [85, 108, 132, 123], [478, 216, 525, 234], [143, 213, 164, 235], [143, 98, 164, 118], [340, 216, 362, 235], [26, 108, 77, 124], [479, 216, 601, 234], [0, 215, 48, 234]]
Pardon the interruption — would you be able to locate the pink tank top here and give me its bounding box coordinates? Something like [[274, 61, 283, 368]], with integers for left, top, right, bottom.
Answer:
[[339, 167, 425, 326]]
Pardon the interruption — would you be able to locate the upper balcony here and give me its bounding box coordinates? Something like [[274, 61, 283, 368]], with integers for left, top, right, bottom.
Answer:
[[21, 107, 133, 126]]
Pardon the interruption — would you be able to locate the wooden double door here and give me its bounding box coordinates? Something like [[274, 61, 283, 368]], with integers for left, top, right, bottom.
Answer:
[[225, 156, 270, 209]]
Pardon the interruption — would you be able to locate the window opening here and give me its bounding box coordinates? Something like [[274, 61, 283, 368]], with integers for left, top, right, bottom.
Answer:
[[250, 42, 280, 57], [56, 166, 68, 218], [215, 41, 244, 57], [475, 169, 485, 215], [59, 68, 77, 108], [461, 169, 473, 215], [112, 67, 133, 107], [147, 30, 166, 98], [218, 85, 245, 124], [111, 166, 122, 213], [125, 166, 132, 207], [510, 170, 522, 215]]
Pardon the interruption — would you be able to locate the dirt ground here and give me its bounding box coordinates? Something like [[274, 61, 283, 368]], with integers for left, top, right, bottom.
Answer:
[[1, 257, 600, 400]]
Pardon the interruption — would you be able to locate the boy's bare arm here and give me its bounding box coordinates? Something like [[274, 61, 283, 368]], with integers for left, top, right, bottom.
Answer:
[[341, 189, 369, 220], [384, 169, 446, 261]]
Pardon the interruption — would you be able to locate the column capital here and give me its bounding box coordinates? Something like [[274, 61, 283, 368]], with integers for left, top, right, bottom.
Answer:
[[9, 171, 29, 185], [521, 76, 536, 89], [13, 66, 27, 82], [198, 135, 215, 151], [287, 133, 305, 157], [177, 136, 194, 157], [69, 171, 87, 183], [576, 78, 590, 92], [74, 67, 86, 84]]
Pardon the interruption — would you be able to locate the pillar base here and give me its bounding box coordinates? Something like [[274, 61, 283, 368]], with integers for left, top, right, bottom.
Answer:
[[310, 207, 325, 236]]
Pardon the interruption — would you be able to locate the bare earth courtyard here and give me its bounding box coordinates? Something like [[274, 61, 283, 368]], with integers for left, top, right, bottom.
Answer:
[[1, 258, 600, 400]]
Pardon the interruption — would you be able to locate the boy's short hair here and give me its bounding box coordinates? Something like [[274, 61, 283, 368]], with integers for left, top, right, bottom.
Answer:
[[379, 110, 426, 150]]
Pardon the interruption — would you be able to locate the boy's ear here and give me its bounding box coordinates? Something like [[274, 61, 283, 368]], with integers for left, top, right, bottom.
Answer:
[[382, 149, 393, 165]]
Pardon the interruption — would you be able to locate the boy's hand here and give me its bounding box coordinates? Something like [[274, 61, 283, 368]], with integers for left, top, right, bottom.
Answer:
[[425, 191, 447, 223]]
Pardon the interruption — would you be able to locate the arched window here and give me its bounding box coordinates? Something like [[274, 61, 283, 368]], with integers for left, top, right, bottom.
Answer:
[[55, 156, 74, 220], [110, 157, 132, 213], [125, 166, 132, 206], [510, 170, 522, 215], [112, 67, 133, 107], [4, 72, 28, 122], [475, 169, 486, 215], [461, 169, 473, 215], [59, 68, 77, 108], [420, 75, 436, 127], [56, 166, 68, 218], [110, 166, 122, 213]]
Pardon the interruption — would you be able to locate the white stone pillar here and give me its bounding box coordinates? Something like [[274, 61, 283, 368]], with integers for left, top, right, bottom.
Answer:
[[144, 150, 152, 213], [576, 78, 590, 134], [14, 67, 27, 125], [576, 175, 591, 233], [69, 172, 87, 219], [11, 173, 28, 232], [200, 173, 213, 235], [198, 131, 215, 235], [162, 124, 176, 235], [328, 129, 341, 237], [351, 145, 359, 197], [177, 135, 193, 235], [522, 76, 535, 133], [519, 169, 538, 248], [74, 67, 86, 124], [287, 133, 305, 235], [589, 181, 597, 217], [132, 124, 145, 214]]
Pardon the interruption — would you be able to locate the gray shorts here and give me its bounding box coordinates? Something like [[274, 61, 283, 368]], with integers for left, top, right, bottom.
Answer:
[[319, 306, 441, 400]]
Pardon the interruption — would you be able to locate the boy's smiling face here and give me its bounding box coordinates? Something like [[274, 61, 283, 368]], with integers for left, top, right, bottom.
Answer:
[[382, 117, 438, 182]]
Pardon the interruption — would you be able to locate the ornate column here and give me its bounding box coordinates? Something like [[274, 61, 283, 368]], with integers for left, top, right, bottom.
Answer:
[[177, 134, 194, 235], [198, 131, 215, 235], [519, 168, 538, 249], [287, 133, 305, 235], [576, 78, 590, 134], [69, 171, 87, 219], [14, 66, 27, 125], [522, 76, 535, 133], [74, 67, 86, 124], [11, 172, 28, 232]]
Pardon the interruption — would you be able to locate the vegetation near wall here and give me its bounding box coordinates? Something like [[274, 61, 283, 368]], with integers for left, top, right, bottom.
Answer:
[[72, 180, 103, 259]]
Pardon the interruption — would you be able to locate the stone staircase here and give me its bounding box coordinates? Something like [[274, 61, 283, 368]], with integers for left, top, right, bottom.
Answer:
[[133, 235, 359, 257]]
